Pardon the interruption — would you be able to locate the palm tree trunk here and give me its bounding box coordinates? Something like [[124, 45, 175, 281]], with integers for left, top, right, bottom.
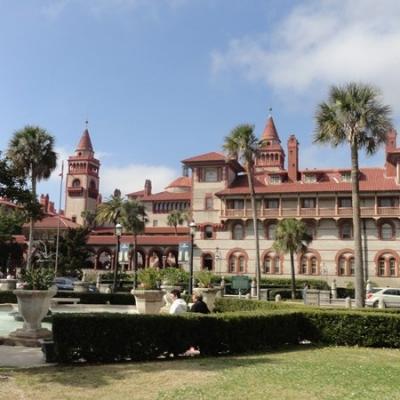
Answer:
[[27, 174, 36, 270], [133, 234, 137, 289], [290, 250, 296, 300], [351, 143, 364, 308], [247, 168, 261, 300]]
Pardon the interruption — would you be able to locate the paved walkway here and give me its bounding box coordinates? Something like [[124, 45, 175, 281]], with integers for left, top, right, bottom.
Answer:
[[0, 345, 48, 368]]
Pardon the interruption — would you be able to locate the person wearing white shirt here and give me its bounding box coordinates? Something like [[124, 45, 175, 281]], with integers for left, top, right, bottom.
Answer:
[[169, 289, 187, 315]]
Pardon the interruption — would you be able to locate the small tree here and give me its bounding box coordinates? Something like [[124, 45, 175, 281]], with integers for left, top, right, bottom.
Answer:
[[273, 219, 312, 300]]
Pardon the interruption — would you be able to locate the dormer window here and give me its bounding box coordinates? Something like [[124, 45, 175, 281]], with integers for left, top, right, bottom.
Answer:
[[269, 175, 281, 184], [341, 172, 351, 182], [304, 174, 317, 183]]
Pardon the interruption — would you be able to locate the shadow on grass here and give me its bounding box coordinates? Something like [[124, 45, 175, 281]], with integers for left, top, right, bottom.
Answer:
[[15, 343, 319, 389]]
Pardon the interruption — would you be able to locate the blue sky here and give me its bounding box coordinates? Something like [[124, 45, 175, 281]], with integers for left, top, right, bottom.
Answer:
[[1, 0, 400, 208]]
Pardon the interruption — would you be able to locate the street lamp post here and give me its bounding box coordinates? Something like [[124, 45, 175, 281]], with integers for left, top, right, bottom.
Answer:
[[215, 247, 221, 275], [113, 223, 123, 293], [189, 221, 196, 295]]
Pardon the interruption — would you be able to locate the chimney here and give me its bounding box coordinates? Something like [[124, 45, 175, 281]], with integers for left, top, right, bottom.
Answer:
[[44, 194, 49, 212], [385, 129, 397, 177], [287, 135, 299, 182], [386, 129, 397, 153], [144, 180, 152, 196]]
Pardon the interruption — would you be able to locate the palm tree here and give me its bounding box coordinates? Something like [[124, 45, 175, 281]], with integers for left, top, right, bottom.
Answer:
[[273, 219, 312, 300], [314, 83, 392, 307], [167, 210, 187, 235], [81, 210, 97, 230], [7, 126, 57, 270], [120, 200, 148, 288], [95, 189, 124, 226], [223, 124, 262, 299]]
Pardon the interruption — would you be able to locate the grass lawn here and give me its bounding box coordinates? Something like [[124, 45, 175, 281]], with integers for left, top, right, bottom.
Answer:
[[1, 345, 400, 400]]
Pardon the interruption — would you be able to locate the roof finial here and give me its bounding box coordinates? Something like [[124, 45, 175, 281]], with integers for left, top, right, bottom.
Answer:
[[268, 107, 273, 117], [85, 119, 89, 129]]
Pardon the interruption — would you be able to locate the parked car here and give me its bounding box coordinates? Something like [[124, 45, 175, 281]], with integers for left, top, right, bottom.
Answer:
[[53, 277, 76, 291], [366, 287, 400, 308]]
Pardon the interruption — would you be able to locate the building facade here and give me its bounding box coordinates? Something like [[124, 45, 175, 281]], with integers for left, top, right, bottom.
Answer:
[[47, 118, 400, 287]]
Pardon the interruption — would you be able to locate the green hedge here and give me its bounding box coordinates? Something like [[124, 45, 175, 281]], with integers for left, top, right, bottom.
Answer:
[[52, 311, 301, 363], [0, 290, 135, 305]]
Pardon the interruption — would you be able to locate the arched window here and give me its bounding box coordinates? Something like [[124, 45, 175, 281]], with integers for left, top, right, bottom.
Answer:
[[202, 253, 213, 271], [227, 251, 247, 273], [232, 223, 244, 240], [299, 252, 320, 275], [380, 222, 395, 240], [72, 178, 81, 188], [89, 180, 96, 190], [339, 221, 353, 239], [204, 225, 213, 240], [263, 251, 281, 274], [376, 253, 398, 277], [336, 251, 354, 276]]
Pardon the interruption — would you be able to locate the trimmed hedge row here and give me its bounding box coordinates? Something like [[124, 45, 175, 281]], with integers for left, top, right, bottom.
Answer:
[[52, 311, 302, 363], [0, 290, 135, 305]]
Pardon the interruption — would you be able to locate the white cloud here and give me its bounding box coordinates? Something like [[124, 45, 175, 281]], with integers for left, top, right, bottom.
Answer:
[[101, 163, 178, 198], [211, 0, 400, 113]]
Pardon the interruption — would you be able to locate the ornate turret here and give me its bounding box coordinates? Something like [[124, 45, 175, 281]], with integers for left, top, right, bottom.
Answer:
[[64, 125, 100, 225], [255, 116, 285, 171]]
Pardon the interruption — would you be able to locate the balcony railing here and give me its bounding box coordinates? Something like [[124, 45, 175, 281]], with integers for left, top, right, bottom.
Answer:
[[221, 206, 400, 219]]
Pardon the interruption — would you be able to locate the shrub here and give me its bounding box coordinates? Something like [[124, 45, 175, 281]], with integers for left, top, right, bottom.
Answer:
[[160, 268, 188, 286], [22, 268, 55, 290], [195, 271, 214, 288], [137, 268, 161, 289]]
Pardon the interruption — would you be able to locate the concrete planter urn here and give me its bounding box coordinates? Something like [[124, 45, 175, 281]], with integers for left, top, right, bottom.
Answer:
[[194, 287, 220, 312], [131, 289, 164, 314], [0, 278, 18, 291], [10, 288, 57, 346]]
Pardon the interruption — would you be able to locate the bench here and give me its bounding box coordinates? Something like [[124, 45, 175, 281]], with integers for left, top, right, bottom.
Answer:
[[51, 298, 80, 306]]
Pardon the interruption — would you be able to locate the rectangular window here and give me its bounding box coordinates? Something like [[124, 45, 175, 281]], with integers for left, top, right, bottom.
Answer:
[[205, 195, 213, 210], [378, 197, 397, 207], [266, 199, 279, 209], [304, 174, 317, 183], [302, 198, 316, 208], [339, 198, 352, 208], [341, 172, 351, 182], [203, 167, 220, 182], [269, 175, 281, 184], [227, 199, 244, 209]]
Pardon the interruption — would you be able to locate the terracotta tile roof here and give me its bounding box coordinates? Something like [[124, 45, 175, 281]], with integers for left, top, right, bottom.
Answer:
[[87, 234, 190, 246], [165, 176, 192, 189], [13, 235, 26, 244], [141, 191, 192, 201], [126, 189, 145, 198], [91, 227, 189, 235], [216, 168, 400, 196], [76, 129, 94, 152], [24, 214, 80, 229], [182, 152, 226, 163], [0, 198, 20, 208]]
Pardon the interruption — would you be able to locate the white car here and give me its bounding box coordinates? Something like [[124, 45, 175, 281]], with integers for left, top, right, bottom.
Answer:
[[366, 287, 400, 308]]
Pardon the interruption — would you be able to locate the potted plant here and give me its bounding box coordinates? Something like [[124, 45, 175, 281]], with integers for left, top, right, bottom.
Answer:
[[160, 267, 188, 290], [131, 268, 164, 314], [194, 271, 219, 312], [10, 268, 56, 345]]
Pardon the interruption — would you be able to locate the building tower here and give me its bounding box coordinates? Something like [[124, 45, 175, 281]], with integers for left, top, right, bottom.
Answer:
[[255, 116, 285, 171], [64, 127, 100, 225]]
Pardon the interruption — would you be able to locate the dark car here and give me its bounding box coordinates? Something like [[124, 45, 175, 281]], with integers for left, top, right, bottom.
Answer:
[[54, 277, 75, 291]]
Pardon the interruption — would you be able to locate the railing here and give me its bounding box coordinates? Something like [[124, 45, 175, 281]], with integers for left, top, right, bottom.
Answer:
[[221, 206, 400, 219]]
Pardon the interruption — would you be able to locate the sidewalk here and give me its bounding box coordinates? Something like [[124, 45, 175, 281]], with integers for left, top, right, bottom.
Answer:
[[0, 345, 48, 368]]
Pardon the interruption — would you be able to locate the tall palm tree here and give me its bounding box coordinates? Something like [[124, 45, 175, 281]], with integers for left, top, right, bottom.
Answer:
[[273, 219, 312, 300], [120, 199, 148, 288], [95, 189, 124, 226], [314, 83, 392, 307], [223, 124, 262, 299], [7, 126, 57, 270], [167, 210, 187, 235]]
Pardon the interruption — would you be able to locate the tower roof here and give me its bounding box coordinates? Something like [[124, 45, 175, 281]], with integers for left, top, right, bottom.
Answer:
[[76, 129, 94, 152], [261, 116, 280, 142]]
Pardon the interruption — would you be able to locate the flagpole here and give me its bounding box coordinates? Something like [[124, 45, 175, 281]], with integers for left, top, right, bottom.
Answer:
[[55, 161, 64, 275]]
